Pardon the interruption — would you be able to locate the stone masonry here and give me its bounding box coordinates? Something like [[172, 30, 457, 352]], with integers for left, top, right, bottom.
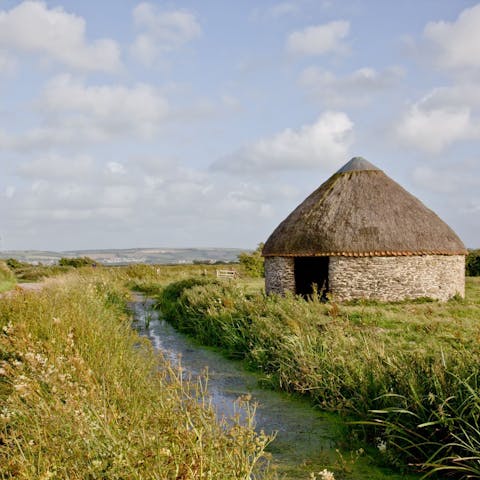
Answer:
[[265, 256, 295, 295], [328, 254, 465, 301]]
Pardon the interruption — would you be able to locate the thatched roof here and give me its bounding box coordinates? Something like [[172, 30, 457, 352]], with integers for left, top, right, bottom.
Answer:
[[263, 157, 467, 257]]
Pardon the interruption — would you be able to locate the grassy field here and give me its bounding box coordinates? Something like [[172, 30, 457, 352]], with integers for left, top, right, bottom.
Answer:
[[151, 274, 480, 479], [2, 260, 479, 478], [0, 271, 274, 479]]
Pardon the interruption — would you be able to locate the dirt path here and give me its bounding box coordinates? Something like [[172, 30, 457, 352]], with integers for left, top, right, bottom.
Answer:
[[14, 282, 44, 293], [1, 282, 45, 298]]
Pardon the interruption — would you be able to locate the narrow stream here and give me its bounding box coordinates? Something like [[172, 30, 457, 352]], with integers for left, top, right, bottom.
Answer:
[[130, 295, 416, 480]]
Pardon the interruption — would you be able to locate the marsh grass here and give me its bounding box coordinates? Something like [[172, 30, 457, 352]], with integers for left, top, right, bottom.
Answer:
[[0, 273, 274, 479], [153, 276, 480, 478], [0, 261, 16, 293], [5, 258, 71, 283]]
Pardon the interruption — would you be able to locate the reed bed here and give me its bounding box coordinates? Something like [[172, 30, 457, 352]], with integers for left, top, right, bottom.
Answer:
[[155, 276, 480, 479], [0, 273, 273, 479]]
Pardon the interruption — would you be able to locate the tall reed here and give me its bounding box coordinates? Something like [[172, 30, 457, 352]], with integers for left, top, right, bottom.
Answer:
[[0, 274, 273, 479], [155, 277, 480, 478]]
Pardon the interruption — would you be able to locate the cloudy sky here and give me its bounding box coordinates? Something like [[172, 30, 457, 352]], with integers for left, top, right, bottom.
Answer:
[[1, 0, 479, 251]]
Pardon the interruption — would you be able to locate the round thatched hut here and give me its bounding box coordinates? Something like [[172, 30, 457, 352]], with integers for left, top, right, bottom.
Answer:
[[262, 157, 467, 301]]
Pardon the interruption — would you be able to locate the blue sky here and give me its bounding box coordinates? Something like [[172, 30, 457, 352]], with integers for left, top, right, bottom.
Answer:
[[0, 0, 479, 251]]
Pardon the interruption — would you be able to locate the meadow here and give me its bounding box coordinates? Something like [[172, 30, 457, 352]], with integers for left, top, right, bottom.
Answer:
[[151, 273, 480, 479], [2, 258, 480, 479], [0, 265, 274, 479]]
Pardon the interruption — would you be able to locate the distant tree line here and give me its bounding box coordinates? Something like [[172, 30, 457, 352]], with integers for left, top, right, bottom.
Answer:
[[466, 250, 480, 276]]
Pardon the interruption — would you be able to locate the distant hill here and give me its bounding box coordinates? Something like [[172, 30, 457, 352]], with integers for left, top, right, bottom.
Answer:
[[0, 248, 246, 266]]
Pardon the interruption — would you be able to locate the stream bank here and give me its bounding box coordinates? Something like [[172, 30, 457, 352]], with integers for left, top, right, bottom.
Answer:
[[130, 295, 418, 480]]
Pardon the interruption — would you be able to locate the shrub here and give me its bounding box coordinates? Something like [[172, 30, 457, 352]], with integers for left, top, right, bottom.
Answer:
[[238, 243, 265, 278], [466, 249, 480, 276], [58, 256, 99, 267], [5, 258, 26, 270], [6, 260, 71, 282]]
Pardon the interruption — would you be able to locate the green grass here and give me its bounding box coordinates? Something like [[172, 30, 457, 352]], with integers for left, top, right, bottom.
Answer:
[[0, 281, 15, 293], [0, 272, 274, 479], [150, 275, 480, 479], [0, 261, 16, 293]]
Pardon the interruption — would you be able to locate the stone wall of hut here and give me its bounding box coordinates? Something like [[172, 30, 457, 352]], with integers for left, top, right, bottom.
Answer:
[[329, 254, 465, 301], [265, 256, 295, 295]]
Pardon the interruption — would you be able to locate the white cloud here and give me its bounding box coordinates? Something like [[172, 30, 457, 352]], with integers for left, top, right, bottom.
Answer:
[[250, 3, 298, 21], [212, 112, 353, 173], [412, 163, 480, 194], [131, 2, 201, 66], [41, 75, 169, 136], [3, 186, 15, 199], [420, 83, 480, 110], [0, 51, 16, 74], [0, 1, 121, 73], [423, 4, 480, 71], [268, 2, 300, 18], [2, 146, 314, 249], [413, 165, 459, 193], [286, 21, 349, 56], [103, 185, 137, 207], [0, 125, 106, 151], [18, 154, 95, 179], [106, 162, 127, 175], [133, 156, 177, 176], [395, 82, 480, 153], [396, 104, 476, 153], [299, 66, 404, 107], [0, 75, 170, 151], [264, 2, 300, 18]]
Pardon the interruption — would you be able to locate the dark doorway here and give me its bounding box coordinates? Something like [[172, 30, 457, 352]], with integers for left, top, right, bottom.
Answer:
[[294, 257, 329, 299]]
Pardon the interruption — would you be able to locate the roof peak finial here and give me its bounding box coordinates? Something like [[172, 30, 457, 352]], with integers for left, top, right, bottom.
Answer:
[[336, 156, 381, 174]]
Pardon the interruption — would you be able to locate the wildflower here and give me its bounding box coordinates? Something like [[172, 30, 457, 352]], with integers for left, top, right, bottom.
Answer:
[[159, 447, 172, 457], [40, 471, 55, 480], [0, 406, 12, 423], [318, 469, 335, 480], [13, 382, 29, 396], [238, 393, 252, 402], [377, 439, 387, 453], [2, 322, 13, 334]]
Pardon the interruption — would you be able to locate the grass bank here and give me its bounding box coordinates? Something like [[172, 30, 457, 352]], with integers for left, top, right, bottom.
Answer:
[[0, 273, 273, 479], [154, 276, 480, 479], [0, 261, 16, 293]]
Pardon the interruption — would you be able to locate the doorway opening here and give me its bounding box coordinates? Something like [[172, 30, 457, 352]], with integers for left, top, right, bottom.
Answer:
[[294, 257, 329, 299]]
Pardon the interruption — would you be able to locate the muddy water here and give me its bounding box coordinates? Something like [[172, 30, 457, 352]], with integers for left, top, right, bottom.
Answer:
[[130, 295, 417, 480]]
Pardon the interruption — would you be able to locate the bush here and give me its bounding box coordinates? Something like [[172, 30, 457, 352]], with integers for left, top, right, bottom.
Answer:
[[6, 258, 27, 270], [6, 258, 71, 282], [238, 243, 265, 278], [466, 249, 480, 276], [58, 256, 99, 268]]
